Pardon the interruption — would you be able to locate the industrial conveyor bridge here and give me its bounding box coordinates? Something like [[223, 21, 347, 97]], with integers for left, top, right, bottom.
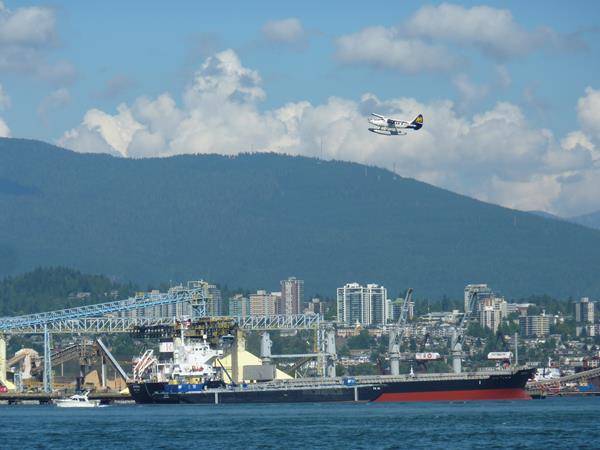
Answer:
[[0, 285, 322, 392]]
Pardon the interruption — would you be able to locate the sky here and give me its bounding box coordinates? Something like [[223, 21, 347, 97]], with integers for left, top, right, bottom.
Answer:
[[1, 1, 600, 217]]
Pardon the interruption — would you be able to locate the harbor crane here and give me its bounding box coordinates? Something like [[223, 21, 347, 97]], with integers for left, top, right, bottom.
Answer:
[[388, 288, 413, 376]]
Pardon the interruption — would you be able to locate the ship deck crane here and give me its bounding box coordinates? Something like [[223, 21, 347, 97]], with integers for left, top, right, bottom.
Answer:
[[450, 290, 479, 373], [389, 288, 413, 376]]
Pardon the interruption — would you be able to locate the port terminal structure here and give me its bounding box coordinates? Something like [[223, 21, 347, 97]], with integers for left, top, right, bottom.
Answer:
[[526, 365, 600, 395], [0, 286, 327, 393]]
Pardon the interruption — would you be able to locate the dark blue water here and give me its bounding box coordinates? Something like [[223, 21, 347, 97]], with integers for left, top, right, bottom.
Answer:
[[1, 398, 598, 449]]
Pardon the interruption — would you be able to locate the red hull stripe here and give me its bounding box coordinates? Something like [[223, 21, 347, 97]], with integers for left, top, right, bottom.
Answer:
[[375, 388, 531, 402]]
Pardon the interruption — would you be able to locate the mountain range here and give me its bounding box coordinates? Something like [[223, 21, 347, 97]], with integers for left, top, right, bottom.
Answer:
[[570, 211, 600, 230], [529, 210, 600, 230], [2, 137, 600, 299]]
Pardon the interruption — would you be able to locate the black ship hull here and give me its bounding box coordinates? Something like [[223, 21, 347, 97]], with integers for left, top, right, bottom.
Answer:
[[128, 368, 534, 404]]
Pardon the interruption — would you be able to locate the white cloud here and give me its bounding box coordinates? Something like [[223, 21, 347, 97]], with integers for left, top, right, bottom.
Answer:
[[577, 87, 600, 142], [0, 82, 10, 137], [562, 130, 595, 153], [59, 49, 600, 216], [98, 75, 136, 99], [185, 49, 265, 105], [37, 87, 70, 120], [60, 105, 143, 156], [453, 74, 489, 108], [39, 59, 77, 85], [495, 65, 511, 88], [334, 3, 582, 74], [0, 3, 75, 84], [0, 83, 10, 110], [0, 116, 9, 137], [0, 4, 55, 46], [262, 18, 306, 45], [554, 169, 600, 217], [406, 4, 530, 59], [335, 26, 458, 73], [488, 174, 562, 212], [406, 3, 580, 60]]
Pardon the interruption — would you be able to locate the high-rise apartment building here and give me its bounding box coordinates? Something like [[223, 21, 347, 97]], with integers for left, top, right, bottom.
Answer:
[[207, 284, 222, 316], [118, 282, 221, 319], [186, 280, 222, 316], [229, 294, 250, 317], [280, 277, 304, 315], [388, 298, 414, 323], [574, 297, 595, 323], [464, 284, 493, 313], [337, 283, 387, 326], [306, 298, 324, 316], [478, 296, 507, 332]]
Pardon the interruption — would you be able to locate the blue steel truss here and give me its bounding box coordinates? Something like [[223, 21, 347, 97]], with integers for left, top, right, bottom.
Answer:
[[4, 314, 322, 334], [0, 286, 206, 333], [236, 314, 321, 330]]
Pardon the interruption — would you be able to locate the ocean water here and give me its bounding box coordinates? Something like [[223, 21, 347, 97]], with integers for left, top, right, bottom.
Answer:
[[0, 397, 598, 449]]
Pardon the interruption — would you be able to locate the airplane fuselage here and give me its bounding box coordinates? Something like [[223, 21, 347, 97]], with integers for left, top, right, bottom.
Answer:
[[368, 113, 423, 135], [368, 118, 410, 135]]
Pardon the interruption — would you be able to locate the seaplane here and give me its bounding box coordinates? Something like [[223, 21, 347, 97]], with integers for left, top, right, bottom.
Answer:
[[368, 113, 423, 136]]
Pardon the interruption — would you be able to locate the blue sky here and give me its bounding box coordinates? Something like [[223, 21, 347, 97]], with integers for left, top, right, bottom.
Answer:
[[1, 1, 600, 216]]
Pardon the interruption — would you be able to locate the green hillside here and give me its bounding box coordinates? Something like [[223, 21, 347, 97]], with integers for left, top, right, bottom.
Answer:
[[1, 137, 600, 299], [0, 267, 135, 316]]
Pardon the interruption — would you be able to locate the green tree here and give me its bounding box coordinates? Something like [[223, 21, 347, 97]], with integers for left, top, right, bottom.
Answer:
[[346, 330, 374, 350]]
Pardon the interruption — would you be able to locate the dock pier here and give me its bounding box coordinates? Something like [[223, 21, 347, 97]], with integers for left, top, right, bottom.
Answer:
[[0, 392, 133, 405]]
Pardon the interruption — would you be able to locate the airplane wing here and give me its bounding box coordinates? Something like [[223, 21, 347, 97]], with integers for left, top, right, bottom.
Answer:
[[371, 113, 385, 119]]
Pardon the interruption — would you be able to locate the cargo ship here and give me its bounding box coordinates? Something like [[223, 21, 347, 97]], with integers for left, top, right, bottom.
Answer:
[[127, 320, 535, 404], [129, 369, 534, 404]]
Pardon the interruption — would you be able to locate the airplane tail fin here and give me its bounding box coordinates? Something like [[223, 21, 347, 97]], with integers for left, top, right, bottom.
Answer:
[[411, 114, 423, 130]]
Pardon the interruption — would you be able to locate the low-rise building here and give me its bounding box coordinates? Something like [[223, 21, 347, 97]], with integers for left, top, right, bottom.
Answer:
[[577, 324, 596, 338], [68, 291, 91, 300], [507, 303, 534, 315], [249, 290, 281, 316], [420, 310, 461, 325]]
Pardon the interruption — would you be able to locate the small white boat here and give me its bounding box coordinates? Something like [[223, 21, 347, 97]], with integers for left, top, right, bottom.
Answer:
[[54, 391, 101, 408]]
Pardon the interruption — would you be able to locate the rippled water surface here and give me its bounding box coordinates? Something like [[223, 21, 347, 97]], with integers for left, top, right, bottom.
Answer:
[[1, 397, 598, 449]]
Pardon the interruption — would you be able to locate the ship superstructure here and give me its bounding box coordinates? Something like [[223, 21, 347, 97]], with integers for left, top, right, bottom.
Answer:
[[131, 319, 232, 391]]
